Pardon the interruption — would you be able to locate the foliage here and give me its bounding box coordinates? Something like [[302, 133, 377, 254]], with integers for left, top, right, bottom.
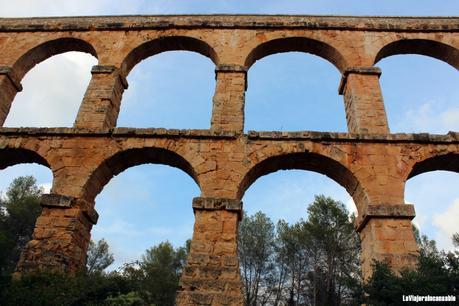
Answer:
[[139, 241, 187, 305], [0, 175, 191, 306], [238, 195, 362, 305], [0, 176, 43, 276], [302, 195, 361, 306], [0, 239, 190, 306], [364, 233, 459, 305], [0, 271, 136, 306], [104, 291, 145, 306], [238, 211, 277, 305], [120, 240, 189, 306], [87, 238, 115, 274], [2, 174, 457, 305]]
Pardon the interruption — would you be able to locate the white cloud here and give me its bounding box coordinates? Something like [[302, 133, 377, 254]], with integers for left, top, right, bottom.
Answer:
[[39, 183, 52, 193], [406, 171, 459, 251], [432, 198, 459, 251], [411, 213, 427, 232], [440, 107, 459, 129], [345, 197, 358, 216], [4, 52, 97, 127], [396, 101, 459, 133]]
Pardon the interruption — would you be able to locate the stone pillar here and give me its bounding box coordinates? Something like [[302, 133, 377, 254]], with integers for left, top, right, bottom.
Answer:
[[339, 67, 389, 134], [355, 204, 418, 280], [15, 194, 98, 275], [0, 66, 22, 126], [176, 197, 244, 306], [74, 65, 128, 129], [210, 65, 246, 134]]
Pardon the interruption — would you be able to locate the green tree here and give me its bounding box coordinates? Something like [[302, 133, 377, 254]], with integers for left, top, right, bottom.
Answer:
[[0, 176, 43, 276], [238, 197, 361, 305], [238, 211, 277, 306], [413, 224, 440, 257], [132, 241, 187, 306], [276, 220, 310, 305], [1, 270, 136, 306], [86, 238, 115, 274], [364, 232, 459, 305], [303, 195, 361, 306]]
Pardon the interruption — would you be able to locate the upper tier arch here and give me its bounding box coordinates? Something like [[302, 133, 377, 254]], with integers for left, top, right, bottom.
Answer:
[[12, 37, 98, 81], [244, 37, 347, 72], [374, 39, 459, 70], [407, 152, 459, 180], [120, 36, 219, 75]]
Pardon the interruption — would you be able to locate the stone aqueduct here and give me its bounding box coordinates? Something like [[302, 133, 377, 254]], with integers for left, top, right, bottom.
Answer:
[[0, 14, 459, 305]]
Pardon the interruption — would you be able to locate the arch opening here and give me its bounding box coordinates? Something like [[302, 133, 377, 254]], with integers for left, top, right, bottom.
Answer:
[[0, 151, 54, 275], [238, 152, 364, 213], [374, 39, 459, 70], [244, 51, 346, 132], [377, 53, 459, 134], [405, 154, 459, 251], [239, 153, 361, 305], [91, 163, 199, 270], [407, 153, 459, 180], [117, 51, 214, 129], [242, 169, 357, 224], [121, 36, 218, 75], [12, 38, 98, 81], [5, 51, 97, 127], [0, 148, 50, 171], [244, 37, 347, 72], [83, 147, 199, 204]]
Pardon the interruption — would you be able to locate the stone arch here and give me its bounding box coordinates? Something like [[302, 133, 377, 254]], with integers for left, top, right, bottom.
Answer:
[[0, 148, 51, 171], [0, 38, 98, 126], [374, 39, 459, 70], [407, 152, 459, 180], [120, 36, 219, 75], [12, 37, 98, 81], [237, 152, 366, 213], [82, 147, 200, 203], [244, 37, 348, 72]]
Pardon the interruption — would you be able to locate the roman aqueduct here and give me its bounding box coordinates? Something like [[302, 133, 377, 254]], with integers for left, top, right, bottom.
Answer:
[[1, 15, 459, 305]]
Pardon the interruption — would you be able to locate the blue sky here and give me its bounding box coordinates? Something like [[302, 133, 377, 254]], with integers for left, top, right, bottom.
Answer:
[[1, 0, 459, 269]]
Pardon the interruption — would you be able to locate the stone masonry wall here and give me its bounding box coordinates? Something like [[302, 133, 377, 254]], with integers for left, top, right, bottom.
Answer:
[[0, 15, 459, 305]]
